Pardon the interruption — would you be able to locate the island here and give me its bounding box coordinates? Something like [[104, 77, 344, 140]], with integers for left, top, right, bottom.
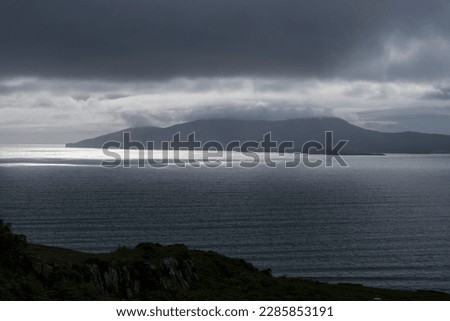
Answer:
[[66, 118, 450, 155]]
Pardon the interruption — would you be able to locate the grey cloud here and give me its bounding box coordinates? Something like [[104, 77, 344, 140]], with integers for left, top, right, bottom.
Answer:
[[118, 103, 333, 128], [71, 94, 91, 102], [358, 107, 450, 134], [362, 114, 450, 135], [0, 80, 41, 95], [104, 94, 132, 100], [183, 104, 331, 122], [423, 86, 450, 100], [1, 0, 449, 81], [119, 111, 156, 128]]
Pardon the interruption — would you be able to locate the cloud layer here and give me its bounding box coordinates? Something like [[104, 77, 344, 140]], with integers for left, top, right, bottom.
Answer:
[[1, 77, 449, 143], [0, 0, 450, 142], [1, 0, 450, 81]]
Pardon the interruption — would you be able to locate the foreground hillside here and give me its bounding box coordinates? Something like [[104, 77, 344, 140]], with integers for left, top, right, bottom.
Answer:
[[1, 221, 449, 300]]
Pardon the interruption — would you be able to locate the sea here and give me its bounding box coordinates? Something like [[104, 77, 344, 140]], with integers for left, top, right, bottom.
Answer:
[[0, 144, 449, 293]]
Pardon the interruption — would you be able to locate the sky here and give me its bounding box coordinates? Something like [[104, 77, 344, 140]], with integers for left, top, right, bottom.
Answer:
[[1, 0, 450, 143]]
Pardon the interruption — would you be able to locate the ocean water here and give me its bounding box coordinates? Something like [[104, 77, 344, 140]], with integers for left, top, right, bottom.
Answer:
[[0, 144, 449, 293]]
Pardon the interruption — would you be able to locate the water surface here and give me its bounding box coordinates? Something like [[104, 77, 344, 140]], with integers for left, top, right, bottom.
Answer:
[[1, 144, 449, 293]]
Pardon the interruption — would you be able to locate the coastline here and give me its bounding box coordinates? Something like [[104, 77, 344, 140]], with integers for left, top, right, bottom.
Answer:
[[1, 223, 449, 300]]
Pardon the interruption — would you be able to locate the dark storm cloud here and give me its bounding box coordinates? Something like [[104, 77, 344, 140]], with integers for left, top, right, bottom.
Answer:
[[1, 0, 449, 81]]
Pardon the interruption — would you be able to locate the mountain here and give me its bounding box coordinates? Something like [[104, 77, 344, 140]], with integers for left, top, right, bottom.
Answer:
[[66, 117, 450, 154]]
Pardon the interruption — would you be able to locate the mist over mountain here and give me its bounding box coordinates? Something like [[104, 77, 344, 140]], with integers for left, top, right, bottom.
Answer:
[[66, 117, 450, 154]]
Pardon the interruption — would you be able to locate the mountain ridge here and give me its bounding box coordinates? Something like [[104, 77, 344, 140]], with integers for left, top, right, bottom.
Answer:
[[66, 117, 450, 154]]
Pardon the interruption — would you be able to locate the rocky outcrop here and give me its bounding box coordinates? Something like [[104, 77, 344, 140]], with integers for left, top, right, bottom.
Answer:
[[28, 244, 198, 299], [2, 221, 450, 301], [161, 257, 196, 290]]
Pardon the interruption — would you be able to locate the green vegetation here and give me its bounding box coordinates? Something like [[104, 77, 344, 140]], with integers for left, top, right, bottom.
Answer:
[[1, 220, 449, 300]]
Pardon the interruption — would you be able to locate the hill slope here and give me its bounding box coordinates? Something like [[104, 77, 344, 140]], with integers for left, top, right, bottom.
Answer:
[[1, 221, 449, 300]]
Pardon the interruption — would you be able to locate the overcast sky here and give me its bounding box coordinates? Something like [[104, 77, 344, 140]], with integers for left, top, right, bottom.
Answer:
[[1, 0, 450, 143]]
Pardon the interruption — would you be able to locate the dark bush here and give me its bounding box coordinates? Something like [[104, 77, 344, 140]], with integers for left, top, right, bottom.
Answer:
[[0, 220, 27, 266]]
